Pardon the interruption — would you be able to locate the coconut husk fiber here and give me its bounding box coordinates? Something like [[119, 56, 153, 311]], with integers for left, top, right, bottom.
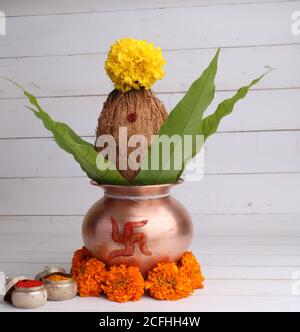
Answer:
[[95, 88, 168, 181]]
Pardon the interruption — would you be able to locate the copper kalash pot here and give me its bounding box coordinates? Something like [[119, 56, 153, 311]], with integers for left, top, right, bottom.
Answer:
[[82, 182, 193, 274]]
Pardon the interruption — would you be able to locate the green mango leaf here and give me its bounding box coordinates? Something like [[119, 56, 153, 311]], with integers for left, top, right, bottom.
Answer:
[[23, 90, 128, 185], [202, 74, 266, 140], [133, 49, 220, 185]]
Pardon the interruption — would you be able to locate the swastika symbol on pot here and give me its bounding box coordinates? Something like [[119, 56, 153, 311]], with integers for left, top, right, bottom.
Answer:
[[109, 217, 152, 258]]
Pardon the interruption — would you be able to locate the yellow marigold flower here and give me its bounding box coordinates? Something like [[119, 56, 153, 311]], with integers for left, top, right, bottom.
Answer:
[[75, 257, 107, 297], [145, 262, 194, 301], [105, 38, 166, 92], [101, 265, 144, 302], [179, 251, 205, 289]]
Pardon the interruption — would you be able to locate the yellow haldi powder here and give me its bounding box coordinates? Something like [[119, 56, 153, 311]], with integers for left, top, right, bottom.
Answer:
[[46, 274, 71, 281]]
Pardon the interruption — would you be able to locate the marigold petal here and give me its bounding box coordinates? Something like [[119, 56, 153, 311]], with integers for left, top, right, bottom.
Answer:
[[145, 262, 194, 301], [71, 248, 107, 297], [179, 252, 205, 289], [105, 38, 166, 92], [102, 265, 144, 303]]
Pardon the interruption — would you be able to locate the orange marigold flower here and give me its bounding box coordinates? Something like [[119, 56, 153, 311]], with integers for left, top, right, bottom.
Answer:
[[75, 258, 107, 297], [179, 251, 205, 289], [145, 262, 193, 301], [71, 246, 91, 278], [102, 265, 144, 303]]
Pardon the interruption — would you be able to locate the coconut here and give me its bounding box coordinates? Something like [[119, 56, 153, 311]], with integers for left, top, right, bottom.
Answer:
[[95, 88, 168, 181]]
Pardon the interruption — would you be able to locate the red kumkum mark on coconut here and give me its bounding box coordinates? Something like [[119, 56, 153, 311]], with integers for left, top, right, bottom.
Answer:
[[127, 112, 137, 123], [109, 217, 152, 258]]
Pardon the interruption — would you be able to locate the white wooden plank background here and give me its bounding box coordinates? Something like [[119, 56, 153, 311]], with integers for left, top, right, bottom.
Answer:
[[0, 2, 298, 57], [1, 0, 291, 17], [0, 131, 299, 177], [0, 0, 299, 312], [1, 45, 300, 98]]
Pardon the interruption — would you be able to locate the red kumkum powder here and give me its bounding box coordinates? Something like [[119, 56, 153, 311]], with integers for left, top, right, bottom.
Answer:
[[127, 112, 137, 123], [15, 280, 44, 288]]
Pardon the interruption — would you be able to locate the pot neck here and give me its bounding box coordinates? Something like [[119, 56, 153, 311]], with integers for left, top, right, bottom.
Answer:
[[95, 183, 177, 200]]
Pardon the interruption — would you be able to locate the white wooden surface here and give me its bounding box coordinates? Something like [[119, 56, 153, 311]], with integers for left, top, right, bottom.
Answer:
[[0, 0, 300, 312]]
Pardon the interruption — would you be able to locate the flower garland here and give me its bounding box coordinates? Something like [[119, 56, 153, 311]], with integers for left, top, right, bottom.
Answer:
[[145, 262, 193, 300], [179, 251, 205, 290], [71, 246, 91, 277], [71, 247, 204, 302], [75, 258, 107, 297], [102, 265, 144, 303]]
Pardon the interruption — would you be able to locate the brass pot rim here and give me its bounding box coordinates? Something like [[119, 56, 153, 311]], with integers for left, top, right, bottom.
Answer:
[[91, 179, 183, 197], [91, 179, 183, 188]]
